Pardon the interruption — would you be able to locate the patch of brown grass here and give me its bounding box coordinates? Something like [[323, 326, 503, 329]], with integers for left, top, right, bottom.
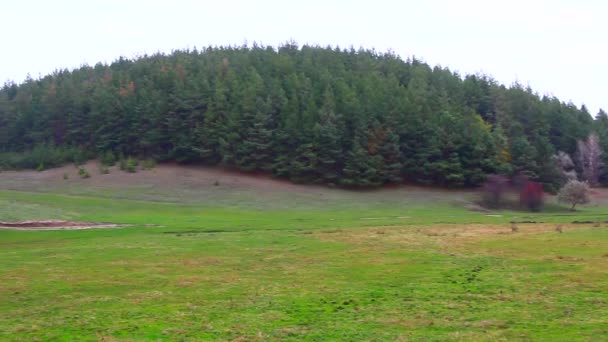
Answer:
[[555, 255, 584, 262], [471, 319, 509, 329], [174, 276, 205, 287], [315, 223, 590, 249], [127, 290, 166, 304], [181, 258, 222, 268], [379, 317, 433, 327]]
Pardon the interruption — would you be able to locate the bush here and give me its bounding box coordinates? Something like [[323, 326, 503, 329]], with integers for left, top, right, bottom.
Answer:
[[100, 150, 116, 166], [78, 167, 90, 179], [99, 165, 110, 174], [141, 159, 156, 170], [520, 181, 544, 212], [72, 149, 89, 166], [558, 180, 590, 211], [125, 157, 138, 173], [63, 173, 69, 180], [0, 145, 87, 170], [481, 174, 509, 208]]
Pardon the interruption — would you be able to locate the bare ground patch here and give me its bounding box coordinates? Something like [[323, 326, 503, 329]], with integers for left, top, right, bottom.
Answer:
[[0, 219, 129, 230]]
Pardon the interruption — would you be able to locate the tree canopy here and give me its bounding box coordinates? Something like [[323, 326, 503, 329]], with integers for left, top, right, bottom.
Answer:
[[0, 43, 605, 188]]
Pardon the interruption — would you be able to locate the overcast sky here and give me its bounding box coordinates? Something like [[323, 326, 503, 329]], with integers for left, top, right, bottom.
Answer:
[[2, 0, 606, 114]]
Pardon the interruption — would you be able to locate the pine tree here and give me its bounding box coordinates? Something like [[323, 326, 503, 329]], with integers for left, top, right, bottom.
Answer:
[[341, 134, 382, 187], [510, 135, 540, 179], [236, 104, 275, 171], [312, 88, 343, 184], [377, 128, 403, 183], [289, 141, 318, 183]]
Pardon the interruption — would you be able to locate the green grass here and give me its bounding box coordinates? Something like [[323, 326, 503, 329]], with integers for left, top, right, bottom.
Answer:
[[2, 190, 607, 229], [1, 190, 607, 341]]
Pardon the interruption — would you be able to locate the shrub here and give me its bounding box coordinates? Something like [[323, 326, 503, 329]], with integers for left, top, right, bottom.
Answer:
[[0, 145, 87, 170], [125, 157, 138, 173], [99, 165, 110, 174], [481, 174, 509, 208], [78, 167, 90, 179], [512, 172, 530, 192], [63, 173, 69, 180], [119, 157, 127, 171], [72, 149, 88, 166], [142, 159, 156, 170], [101, 150, 116, 166], [558, 180, 590, 211], [520, 181, 544, 212]]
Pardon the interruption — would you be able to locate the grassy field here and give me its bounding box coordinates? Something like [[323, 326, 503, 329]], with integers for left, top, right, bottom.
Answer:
[[1, 166, 608, 341]]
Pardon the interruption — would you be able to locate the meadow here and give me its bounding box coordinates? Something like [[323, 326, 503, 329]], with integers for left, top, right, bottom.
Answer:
[[1, 164, 607, 341]]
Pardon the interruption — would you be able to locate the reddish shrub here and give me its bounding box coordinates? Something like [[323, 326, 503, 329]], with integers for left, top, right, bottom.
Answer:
[[520, 181, 544, 211]]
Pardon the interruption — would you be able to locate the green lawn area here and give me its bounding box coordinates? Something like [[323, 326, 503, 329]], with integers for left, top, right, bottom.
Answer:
[[1, 190, 607, 341]]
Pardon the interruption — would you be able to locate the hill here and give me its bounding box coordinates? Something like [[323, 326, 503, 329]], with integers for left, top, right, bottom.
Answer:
[[2, 43, 608, 189]]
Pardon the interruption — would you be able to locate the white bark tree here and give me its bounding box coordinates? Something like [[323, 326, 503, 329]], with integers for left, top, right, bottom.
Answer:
[[577, 133, 602, 187], [553, 151, 577, 181]]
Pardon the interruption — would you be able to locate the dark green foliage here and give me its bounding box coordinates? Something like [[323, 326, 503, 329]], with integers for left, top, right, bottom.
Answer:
[[0, 44, 601, 187], [100, 151, 116, 166], [341, 135, 383, 187], [313, 91, 343, 184], [0, 145, 85, 170], [288, 142, 318, 183], [376, 128, 403, 184]]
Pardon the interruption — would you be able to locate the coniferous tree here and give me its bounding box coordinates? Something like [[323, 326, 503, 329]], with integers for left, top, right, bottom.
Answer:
[[0, 43, 597, 189], [341, 133, 383, 187], [313, 88, 343, 184], [377, 128, 403, 183]]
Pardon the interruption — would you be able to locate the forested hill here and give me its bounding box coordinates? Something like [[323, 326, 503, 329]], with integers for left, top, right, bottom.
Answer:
[[1, 43, 607, 189]]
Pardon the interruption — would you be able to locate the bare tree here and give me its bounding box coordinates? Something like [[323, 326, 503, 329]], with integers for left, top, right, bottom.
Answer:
[[577, 133, 602, 187]]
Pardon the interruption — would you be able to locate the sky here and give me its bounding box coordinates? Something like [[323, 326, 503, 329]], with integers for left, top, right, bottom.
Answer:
[[2, 0, 606, 114]]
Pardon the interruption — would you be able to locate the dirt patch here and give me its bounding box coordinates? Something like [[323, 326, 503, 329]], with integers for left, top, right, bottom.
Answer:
[[0, 219, 128, 230]]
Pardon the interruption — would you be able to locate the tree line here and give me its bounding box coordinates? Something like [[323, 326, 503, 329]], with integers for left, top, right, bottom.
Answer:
[[1, 43, 606, 189]]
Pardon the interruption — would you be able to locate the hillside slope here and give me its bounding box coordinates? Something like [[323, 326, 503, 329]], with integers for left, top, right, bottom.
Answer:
[[1, 44, 607, 189], [0, 161, 475, 210]]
